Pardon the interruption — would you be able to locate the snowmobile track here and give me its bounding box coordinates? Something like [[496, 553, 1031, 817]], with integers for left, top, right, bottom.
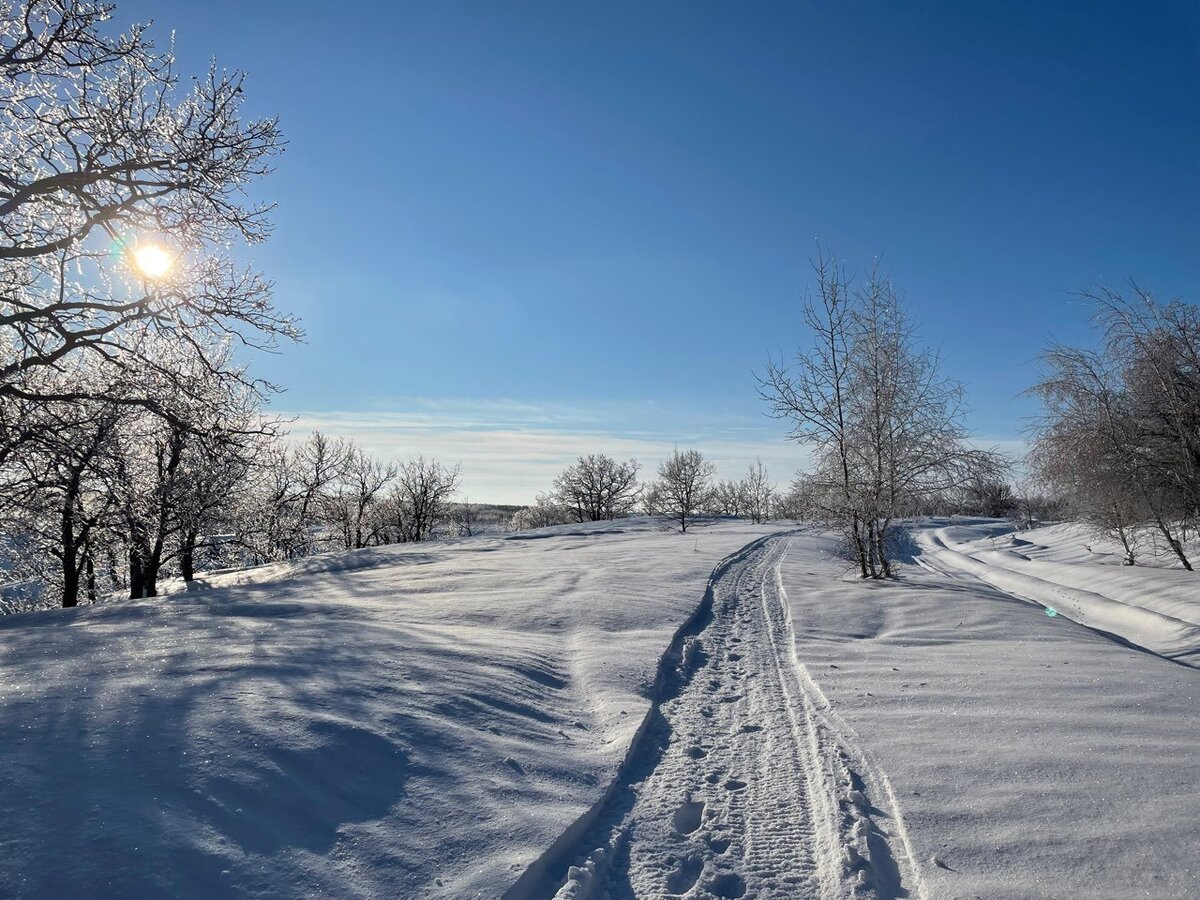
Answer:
[[512, 533, 924, 900]]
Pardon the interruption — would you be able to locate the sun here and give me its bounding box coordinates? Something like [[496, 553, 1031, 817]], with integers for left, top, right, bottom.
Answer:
[[130, 243, 173, 279]]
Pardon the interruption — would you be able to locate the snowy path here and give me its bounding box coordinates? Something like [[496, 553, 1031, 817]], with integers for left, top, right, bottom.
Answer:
[[528, 535, 920, 900]]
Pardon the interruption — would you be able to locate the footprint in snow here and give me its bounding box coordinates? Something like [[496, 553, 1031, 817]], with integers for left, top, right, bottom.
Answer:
[[673, 799, 705, 836], [707, 835, 732, 854], [709, 871, 747, 898], [665, 854, 703, 894]]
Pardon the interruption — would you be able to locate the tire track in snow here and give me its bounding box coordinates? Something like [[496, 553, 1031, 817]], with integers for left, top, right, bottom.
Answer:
[[516, 534, 920, 900]]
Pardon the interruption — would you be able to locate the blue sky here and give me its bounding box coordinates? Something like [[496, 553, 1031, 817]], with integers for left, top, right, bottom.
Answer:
[[122, 1, 1198, 502]]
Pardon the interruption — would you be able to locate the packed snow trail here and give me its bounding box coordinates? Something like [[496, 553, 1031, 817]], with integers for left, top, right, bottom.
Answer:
[[518, 534, 919, 900]]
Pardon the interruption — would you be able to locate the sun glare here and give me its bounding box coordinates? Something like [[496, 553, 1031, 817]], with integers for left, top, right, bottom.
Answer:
[[131, 243, 173, 279]]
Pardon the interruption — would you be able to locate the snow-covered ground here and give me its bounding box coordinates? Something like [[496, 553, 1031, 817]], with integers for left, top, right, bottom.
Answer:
[[1, 518, 1197, 898], [787, 525, 1200, 898], [912, 519, 1200, 666], [0, 519, 776, 898]]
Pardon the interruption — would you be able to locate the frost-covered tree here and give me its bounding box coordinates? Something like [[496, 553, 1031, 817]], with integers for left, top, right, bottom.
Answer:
[[761, 251, 1004, 577], [0, 343, 268, 605], [0, 386, 120, 606], [551, 454, 641, 522], [0, 1, 299, 607], [509, 492, 573, 531], [331, 446, 396, 550], [707, 479, 744, 517], [0, 0, 297, 421], [741, 458, 775, 524], [652, 448, 715, 533], [1028, 283, 1200, 570], [381, 456, 462, 544]]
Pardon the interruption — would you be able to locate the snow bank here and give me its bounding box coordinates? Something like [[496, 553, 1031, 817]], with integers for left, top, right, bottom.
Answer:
[[912, 520, 1200, 666]]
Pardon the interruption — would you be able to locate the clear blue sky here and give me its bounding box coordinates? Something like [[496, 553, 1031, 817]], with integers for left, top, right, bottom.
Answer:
[[121, 1, 1198, 502]]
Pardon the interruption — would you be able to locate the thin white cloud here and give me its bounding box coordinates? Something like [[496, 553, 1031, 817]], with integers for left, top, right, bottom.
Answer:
[[275, 400, 808, 504], [275, 400, 1026, 505]]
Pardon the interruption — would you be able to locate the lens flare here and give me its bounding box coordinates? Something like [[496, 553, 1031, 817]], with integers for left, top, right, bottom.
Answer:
[[131, 244, 172, 279]]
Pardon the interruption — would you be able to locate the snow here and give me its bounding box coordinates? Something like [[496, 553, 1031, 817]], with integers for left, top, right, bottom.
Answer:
[[533, 533, 921, 899], [784, 528, 1200, 898], [0, 519, 773, 898], [912, 519, 1200, 666], [1, 516, 1197, 898]]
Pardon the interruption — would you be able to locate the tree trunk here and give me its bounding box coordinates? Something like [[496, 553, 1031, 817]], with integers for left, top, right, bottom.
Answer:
[[850, 514, 869, 578], [129, 552, 146, 600], [60, 484, 81, 608], [875, 522, 893, 578], [1114, 516, 1136, 566], [866, 520, 880, 578], [180, 530, 197, 583], [61, 561, 80, 609], [85, 552, 97, 602], [1153, 514, 1193, 571], [143, 564, 159, 597]]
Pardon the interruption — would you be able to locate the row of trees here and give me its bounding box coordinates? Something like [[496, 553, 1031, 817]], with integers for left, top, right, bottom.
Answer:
[[0, 405, 467, 609], [0, 3, 474, 609], [514, 451, 780, 533], [1028, 284, 1200, 570], [762, 254, 1197, 577]]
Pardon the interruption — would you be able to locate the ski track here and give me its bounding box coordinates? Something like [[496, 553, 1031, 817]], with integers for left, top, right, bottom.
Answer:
[[533, 534, 921, 900]]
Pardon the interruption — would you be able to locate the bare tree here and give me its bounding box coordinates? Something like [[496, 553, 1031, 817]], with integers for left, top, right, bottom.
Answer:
[[741, 458, 774, 524], [959, 476, 1018, 518], [551, 454, 641, 522], [384, 456, 462, 543], [707, 479, 744, 517], [448, 496, 476, 537], [0, 389, 120, 606], [0, 1, 301, 607], [759, 250, 869, 572], [509, 492, 572, 531], [331, 446, 396, 550], [1027, 284, 1200, 570], [652, 448, 715, 533], [1, 0, 298, 422], [761, 252, 1005, 577]]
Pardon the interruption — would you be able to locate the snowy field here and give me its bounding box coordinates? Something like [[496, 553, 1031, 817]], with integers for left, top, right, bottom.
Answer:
[[0, 519, 774, 898], [1, 518, 1197, 898]]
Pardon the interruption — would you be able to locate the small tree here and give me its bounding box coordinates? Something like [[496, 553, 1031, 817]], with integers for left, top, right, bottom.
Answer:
[[510, 493, 572, 531], [383, 456, 461, 543], [332, 446, 396, 550], [551, 454, 641, 522], [961, 476, 1018, 518], [741, 458, 775, 524], [761, 251, 1005, 577], [653, 448, 715, 533], [707, 479, 744, 516]]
